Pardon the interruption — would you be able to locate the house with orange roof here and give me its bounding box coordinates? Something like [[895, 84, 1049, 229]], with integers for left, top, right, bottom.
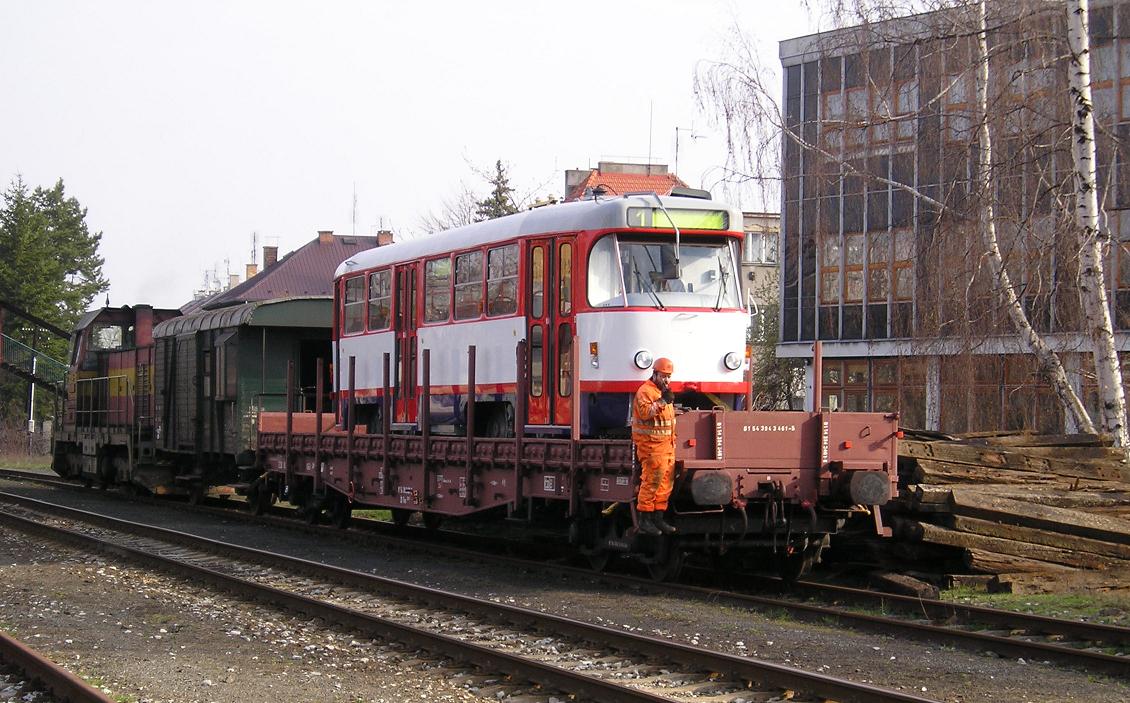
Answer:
[[563, 161, 687, 202]]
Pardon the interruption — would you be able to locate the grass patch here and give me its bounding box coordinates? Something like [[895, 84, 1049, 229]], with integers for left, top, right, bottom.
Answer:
[[0, 453, 52, 470], [942, 587, 1130, 626], [354, 508, 393, 521]]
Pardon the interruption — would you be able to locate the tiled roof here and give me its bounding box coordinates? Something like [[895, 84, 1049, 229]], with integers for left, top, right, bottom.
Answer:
[[564, 171, 687, 201], [182, 234, 382, 313]]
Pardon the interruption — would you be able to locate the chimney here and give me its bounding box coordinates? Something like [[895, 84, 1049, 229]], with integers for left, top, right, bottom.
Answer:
[[134, 305, 154, 347], [245, 263, 258, 279], [228, 274, 240, 289], [376, 230, 395, 247], [263, 245, 279, 268], [318, 230, 334, 244]]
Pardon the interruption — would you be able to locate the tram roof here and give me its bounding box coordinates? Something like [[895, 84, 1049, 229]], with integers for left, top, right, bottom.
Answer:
[[335, 193, 743, 279]]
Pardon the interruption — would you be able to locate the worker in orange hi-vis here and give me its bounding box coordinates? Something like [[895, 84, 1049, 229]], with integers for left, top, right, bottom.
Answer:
[[632, 357, 678, 536]]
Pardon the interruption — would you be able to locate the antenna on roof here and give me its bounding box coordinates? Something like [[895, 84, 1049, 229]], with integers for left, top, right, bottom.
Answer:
[[250, 231, 258, 265]]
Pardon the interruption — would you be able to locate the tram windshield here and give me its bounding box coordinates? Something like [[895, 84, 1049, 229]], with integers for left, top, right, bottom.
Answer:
[[587, 234, 742, 310]]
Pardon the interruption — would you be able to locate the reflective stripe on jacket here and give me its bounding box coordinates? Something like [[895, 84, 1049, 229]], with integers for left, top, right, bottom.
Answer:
[[632, 379, 675, 453]]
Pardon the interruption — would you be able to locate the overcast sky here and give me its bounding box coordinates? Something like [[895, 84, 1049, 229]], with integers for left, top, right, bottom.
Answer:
[[1, 2, 815, 310]]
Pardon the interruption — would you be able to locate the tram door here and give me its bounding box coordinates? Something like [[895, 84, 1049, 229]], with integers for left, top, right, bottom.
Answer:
[[394, 262, 419, 424], [525, 236, 575, 427]]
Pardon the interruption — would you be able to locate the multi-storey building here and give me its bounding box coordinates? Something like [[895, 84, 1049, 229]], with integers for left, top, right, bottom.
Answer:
[[777, 1, 1130, 433]]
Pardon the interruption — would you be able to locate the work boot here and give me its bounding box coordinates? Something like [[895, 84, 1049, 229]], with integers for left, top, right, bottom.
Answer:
[[652, 512, 677, 535], [636, 511, 662, 536]]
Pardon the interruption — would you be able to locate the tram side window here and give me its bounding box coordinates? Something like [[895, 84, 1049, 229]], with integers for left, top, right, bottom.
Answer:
[[343, 276, 365, 334], [559, 243, 572, 315], [425, 258, 451, 323], [368, 270, 391, 330], [454, 250, 484, 320], [530, 245, 545, 318], [529, 325, 543, 397], [487, 244, 518, 316], [557, 325, 572, 397]]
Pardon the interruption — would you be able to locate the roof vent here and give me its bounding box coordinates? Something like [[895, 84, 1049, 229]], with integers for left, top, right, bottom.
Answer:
[[670, 186, 711, 200]]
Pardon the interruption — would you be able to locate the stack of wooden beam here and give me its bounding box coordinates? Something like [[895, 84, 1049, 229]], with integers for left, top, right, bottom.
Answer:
[[888, 432, 1130, 593]]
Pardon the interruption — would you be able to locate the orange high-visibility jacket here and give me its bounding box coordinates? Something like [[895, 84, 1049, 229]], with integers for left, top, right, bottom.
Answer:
[[632, 379, 676, 455]]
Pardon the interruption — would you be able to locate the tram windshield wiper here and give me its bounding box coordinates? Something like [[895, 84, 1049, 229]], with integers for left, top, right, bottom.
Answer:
[[632, 256, 666, 310], [713, 255, 729, 311]]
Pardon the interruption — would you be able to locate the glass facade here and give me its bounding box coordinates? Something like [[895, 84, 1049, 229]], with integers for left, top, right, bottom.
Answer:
[[781, 2, 1130, 432]]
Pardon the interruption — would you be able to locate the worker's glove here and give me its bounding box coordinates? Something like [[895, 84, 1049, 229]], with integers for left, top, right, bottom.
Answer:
[[661, 389, 675, 404], [650, 400, 665, 415]]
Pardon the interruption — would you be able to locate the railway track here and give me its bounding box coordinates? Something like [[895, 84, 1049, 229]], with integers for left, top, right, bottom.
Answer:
[[2, 468, 1128, 680], [0, 492, 937, 703], [0, 628, 114, 703]]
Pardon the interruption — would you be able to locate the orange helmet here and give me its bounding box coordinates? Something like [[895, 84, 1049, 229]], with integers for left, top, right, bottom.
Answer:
[[654, 357, 674, 374]]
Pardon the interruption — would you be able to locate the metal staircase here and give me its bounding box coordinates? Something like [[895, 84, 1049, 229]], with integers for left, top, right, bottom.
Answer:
[[0, 332, 67, 395]]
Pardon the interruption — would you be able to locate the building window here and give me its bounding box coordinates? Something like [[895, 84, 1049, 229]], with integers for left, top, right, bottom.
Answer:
[[743, 230, 779, 264], [892, 229, 914, 301], [820, 236, 841, 304], [424, 258, 451, 323], [486, 244, 518, 316], [844, 233, 865, 303], [342, 276, 364, 335], [367, 270, 391, 331], [454, 251, 484, 320]]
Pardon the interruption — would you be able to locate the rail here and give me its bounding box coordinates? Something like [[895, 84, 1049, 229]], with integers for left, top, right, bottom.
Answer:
[[0, 332, 67, 386]]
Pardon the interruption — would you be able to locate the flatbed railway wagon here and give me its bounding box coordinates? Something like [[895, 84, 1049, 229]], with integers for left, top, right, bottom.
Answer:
[[253, 192, 900, 579]]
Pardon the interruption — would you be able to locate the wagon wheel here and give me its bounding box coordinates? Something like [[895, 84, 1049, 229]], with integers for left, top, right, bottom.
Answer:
[[187, 483, 205, 505], [646, 538, 685, 582], [587, 550, 610, 573], [328, 493, 353, 530], [391, 508, 413, 528], [303, 496, 323, 525], [775, 537, 824, 584], [247, 483, 272, 515], [422, 512, 443, 531]]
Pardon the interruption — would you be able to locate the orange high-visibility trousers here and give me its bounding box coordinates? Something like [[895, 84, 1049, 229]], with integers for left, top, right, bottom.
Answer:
[[637, 452, 675, 512]]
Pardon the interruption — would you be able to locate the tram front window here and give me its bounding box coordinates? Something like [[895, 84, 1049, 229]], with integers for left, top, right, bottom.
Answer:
[[587, 234, 742, 309]]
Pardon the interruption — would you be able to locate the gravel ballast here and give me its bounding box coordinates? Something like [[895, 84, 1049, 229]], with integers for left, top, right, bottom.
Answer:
[[0, 479, 1127, 702]]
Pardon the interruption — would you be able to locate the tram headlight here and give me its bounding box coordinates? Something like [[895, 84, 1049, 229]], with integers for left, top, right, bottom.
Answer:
[[723, 351, 742, 370], [634, 350, 654, 370]]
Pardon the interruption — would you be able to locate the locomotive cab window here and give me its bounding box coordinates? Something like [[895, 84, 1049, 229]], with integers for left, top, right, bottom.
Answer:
[[368, 270, 391, 330], [424, 257, 451, 323], [454, 250, 484, 320], [486, 244, 518, 317], [342, 276, 365, 334]]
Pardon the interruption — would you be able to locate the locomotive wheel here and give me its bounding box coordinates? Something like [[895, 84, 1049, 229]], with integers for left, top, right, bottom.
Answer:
[[391, 508, 412, 528], [646, 539, 685, 582], [328, 493, 352, 529]]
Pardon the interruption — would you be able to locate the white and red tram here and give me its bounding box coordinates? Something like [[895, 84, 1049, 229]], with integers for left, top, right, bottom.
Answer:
[[333, 190, 751, 438]]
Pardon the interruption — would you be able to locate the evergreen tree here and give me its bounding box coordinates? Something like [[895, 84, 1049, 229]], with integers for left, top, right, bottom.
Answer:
[[473, 160, 519, 221], [0, 176, 107, 418]]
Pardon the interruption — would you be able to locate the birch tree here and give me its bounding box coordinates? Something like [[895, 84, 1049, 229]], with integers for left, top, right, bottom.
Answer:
[[698, 0, 1129, 447]]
